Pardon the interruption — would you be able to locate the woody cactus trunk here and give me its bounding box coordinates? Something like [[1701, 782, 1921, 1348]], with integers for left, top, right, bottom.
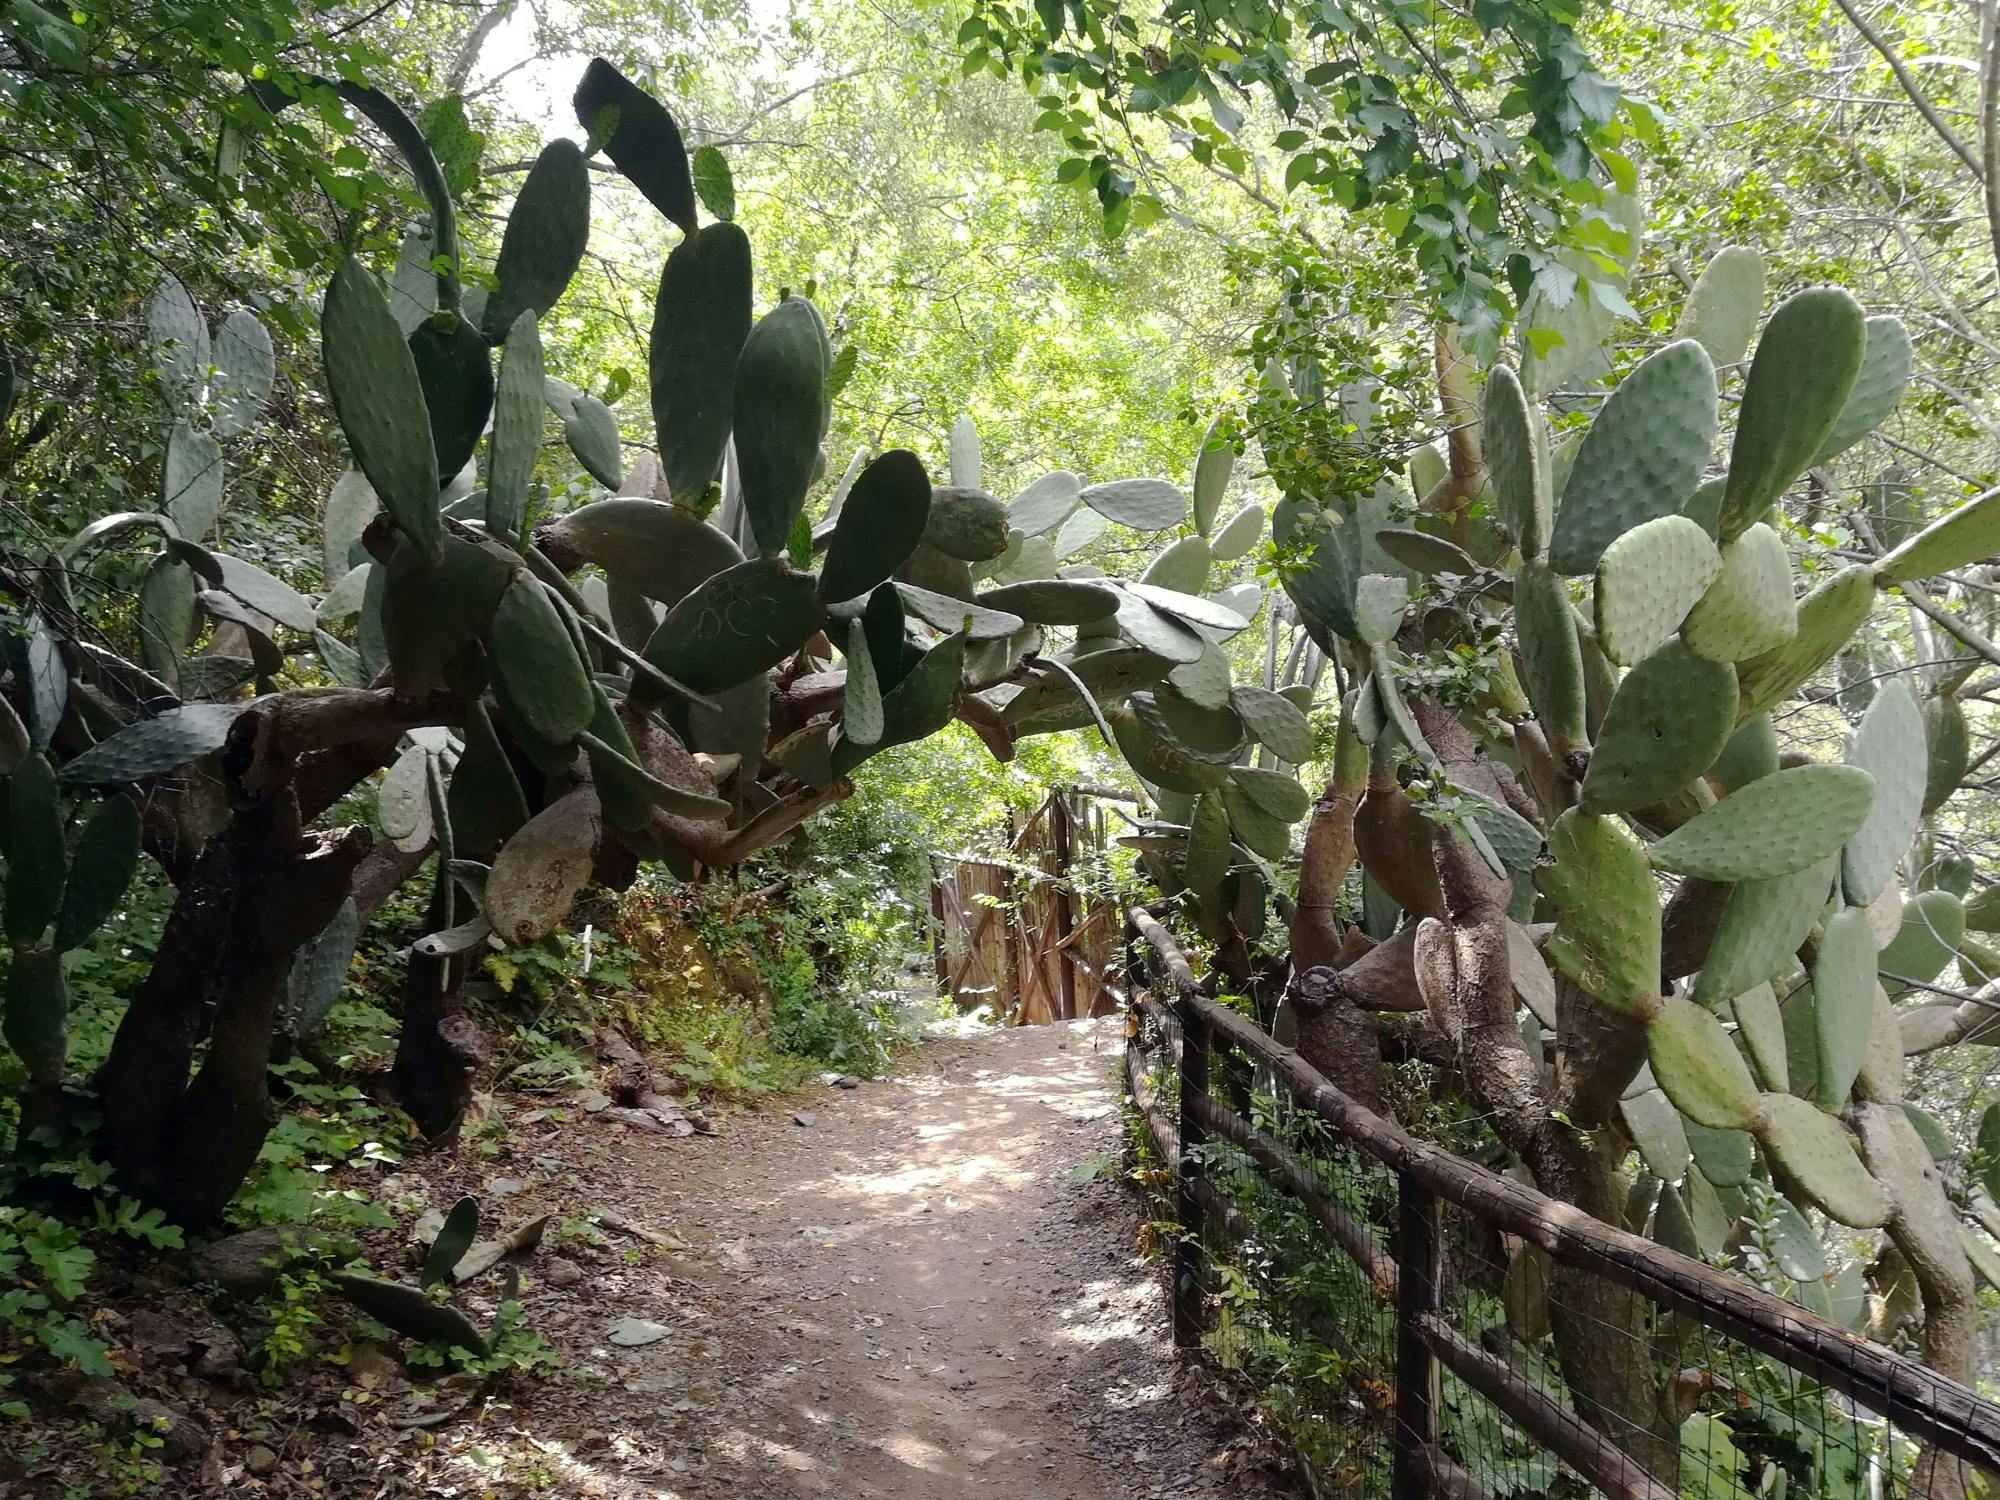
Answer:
[[1177, 253, 1998, 1493]]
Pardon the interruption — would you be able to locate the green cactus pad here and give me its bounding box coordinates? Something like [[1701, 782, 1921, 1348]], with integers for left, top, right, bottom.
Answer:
[[3, 945, 67, 1085], [648, 223, 753, 505], [1110, 704, 1227, 796], [5, 754, 65, 944], [1550, 340, 1720, 576], [1351, 573, 1409, 647], [1648, 997, 1762, 1129], [1621, 1088, 1693, 1183], [408, 312, 495, 485], [486, 786, 602, 947], [447, 698, 530, 856], [1228, 765, 1313, 823], [1841, 680, 1925, 905], [1593, 515, 1721, 665], [1812, 315, 1911, 467], [1755, 1092, 1889, 1228], [647, 558, 824, 694], [562, 392, 623, 488], [1690, 855, 1836, 1010], [53, 796, 141, 953], [1877, 887, 1963, 994], [734, 297, 829, 556], [1001, 646, 1173, 735], [924, 486, 1011, 563], [1718, 287, 1867, 540], [137, 556, 195, 683], [421, 1197, 481, 1288], [486, 313, 544, 545], [1165, 640, 1231, 710], [1515, 560, 1587, 755], [1673, 246, 1764, 368], [1053, 504, 1108, 560], [1683, 1118, 1755, 1189], [1681, 524, 1797, 662], [573, 58, 696, 233], [163, 421, 223, 539], [1110, 588, 1207, 664], [1733, 564, 1874, 724], [1766, 1196, 1827, 1282], [851, 628, 967, 762], [1007, 471, 1082, 536], [1210, 504, 1265, 562], [1231, 685, 1315, 763], [1079, 478, 1187, 531], [327, 1270, 490, 1357], [818, 451, 933, 604], [147, 278, 209, 410], [582, 724, 730, 828], [1811, 905, 1877, 1109], [1537, 809, 1662, 1015], [1650, 764, 1874, 881], [1856, 988, 1905, 1106], [1192, 417, 1234, 536], [1140, 536, 1213, 596], [1126, 582, 1250, 636], [1580, 641, 1736, 814], [840, 619, 883, 747], [1681, 476, 1726, 539], [892, 582, 1023, 641], [1272, 496, 1361, 644], [481, 141, 590, 341], [541, 497, 744, 611], [322, 258, 442, 566], [1922, 694, 1969, 815], [489, 576, 595, 743], [58, 703, 244, 785], [1132, 688, 1245, 765], [1731, 980, 1789, 1090], [976, 580, 1118, 627], [1374, 526, 1479, 578], [382, 536, 515, 697], [1873, 486, 2000, 588], [1483, 364, 1549, 558], [1222, 780, 1292, 860], [1184, 789, 1232, 938], [1965, 882, 2000, 933]]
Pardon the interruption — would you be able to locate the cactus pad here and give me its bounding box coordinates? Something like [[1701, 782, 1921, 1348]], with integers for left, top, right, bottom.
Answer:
[[1210, 504, 1265, 562], [1110, 703, 1227, 796], [1139, 535, 1213, 597], [1755, 1092, 1889, 1228], [1515, 560, 1587, 754], [1232, 685, 1315, 763], [649, 222, 753, 505], [482, 139, 590, 340], [1841, 679, 1925, 905], [1593, 515, 1721, 665], [1132, 687, 1245, 765], [1733, 564, 1874, 723], [1873, 485, 2000, 588], [1228, 765, 1312, 823], [382, 536, 515, 697], [1374, 526, 1479, 578], [1080, 478, 1187, 531], [1922, 694, 1969, 815], [1006, 471, 1081, 537], [490, 576, 596, 743], [1650, 764, 1874, 881], [1110, 587, 1207, 664], [818, 451, 933, 604], [1580, 641, 1736, 814], [486, 313, 544, 544], [574, 58, 696, 232], [543, 498, 745, 611], [924, 486, 1011, 563], [321, 258, 442, 566], [486, 787, 602, 947], [1876, 887, 1964, 994], [1550, 340, 1720, 575], [1483, 364, 1549, 558], [54, 796, 142, 953], [893, 582, 1023, 641], [1620, 1087, 1693, 1183], [1719, 287, 1867, 539], [1690, 856, 1837, 1009], [1731, 980, 1789, 1090], [1673, 246, 1764, 368], [1681, 523, 1797, 662], [1648, 997, 1762, 1129], [1192, 417, 1234, 535], [58, 702, 244, 785], [1811, 905, 1877, 1108], [3, 945, 67, 1086], [646, 558, 824, 695], [1537, 809, 1662, 1015], [1222, 780, 1292, 859], [734, 298, 829, 556], [975, 579, 1118, 626], [1812, 315, 1911, 467]]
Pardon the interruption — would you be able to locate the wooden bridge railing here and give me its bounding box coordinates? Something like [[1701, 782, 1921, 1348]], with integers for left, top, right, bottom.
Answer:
[[1122, 906, 2000, 1499]]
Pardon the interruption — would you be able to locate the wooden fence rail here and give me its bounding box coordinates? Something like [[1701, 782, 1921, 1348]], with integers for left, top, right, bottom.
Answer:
[[1123, 906, 2000, 1497]]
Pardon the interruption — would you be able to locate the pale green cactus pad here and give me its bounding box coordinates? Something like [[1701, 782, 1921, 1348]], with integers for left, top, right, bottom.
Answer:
[[1550, 340, 1719, 576], [1008, 470, 1082, 537], [1515, 560, 1586, 754], [489, 578, 595, 745], [1841, 679, 1926, 906], [1731, 980, 1789, 1090], [1620, 1087, 1693, 1183], [1652, 765, 1874, 882], [1132, 687, 1246, 765], [1681, 523, 1797, 662], [1483, 364, 1549, 558], [1673, 245, 1764, 368], [1109, 703, 1226, 796], [1877, 887, 1964, 994], [1733, 564, 1875, 724], [1647, 998, 1762, 1129], [1593, 515, 1721, 666], [1755, 1092, 1889, 1228], [1537, 809, 1662, 1015], [1812, 315, 1912, 467], [1685, 1119, 1755, 1189], [1690, 856, 1838, 1011], [1579, 641, 1736, 815], [1812, 905, 1878, 1109], [1718, 286, 1867, 540], [1922, 694, 1970, 816], [1711, 716, 1779, 792], [1139, 535, 1213, 595], [1231, 685, 1315, 763], [1210, 504, 1265, 562], [1872, 485, 2000, 588], [1191, 416, 1234, 536]]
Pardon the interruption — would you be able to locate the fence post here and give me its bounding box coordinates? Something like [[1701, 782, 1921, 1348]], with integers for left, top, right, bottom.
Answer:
[[1392, 1169, 1441, 1494], [1050, 790, 1078, 1021], [1173, 989, 1210, 1350], [928, 859, 950, 998]]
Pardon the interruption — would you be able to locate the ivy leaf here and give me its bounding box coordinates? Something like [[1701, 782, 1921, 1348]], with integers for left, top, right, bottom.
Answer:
[[691, 145, 735, 221]]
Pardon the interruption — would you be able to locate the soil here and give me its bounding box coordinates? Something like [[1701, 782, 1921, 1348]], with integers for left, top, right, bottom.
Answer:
[[9, 1018, 1290, 1498]]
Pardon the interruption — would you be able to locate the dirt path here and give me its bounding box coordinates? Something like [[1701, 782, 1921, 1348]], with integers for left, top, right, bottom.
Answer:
[[508, 1018, 1283, 1498]]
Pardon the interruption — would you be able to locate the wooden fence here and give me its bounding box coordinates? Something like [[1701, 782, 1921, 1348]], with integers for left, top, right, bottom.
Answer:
[[928, 783, 1135, 1024], [1124, 906, 2000, 1499]]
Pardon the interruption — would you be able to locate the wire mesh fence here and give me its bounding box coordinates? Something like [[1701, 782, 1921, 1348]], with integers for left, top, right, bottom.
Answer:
[[1124, 912, 2000, 1500]]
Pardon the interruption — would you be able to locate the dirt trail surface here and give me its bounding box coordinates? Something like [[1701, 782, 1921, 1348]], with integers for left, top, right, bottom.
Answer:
[[506, 1018, 1283, 1498]]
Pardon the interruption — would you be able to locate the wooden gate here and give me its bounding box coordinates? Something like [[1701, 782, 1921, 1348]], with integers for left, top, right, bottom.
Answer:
[[929, 784, 1135, 1024]]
